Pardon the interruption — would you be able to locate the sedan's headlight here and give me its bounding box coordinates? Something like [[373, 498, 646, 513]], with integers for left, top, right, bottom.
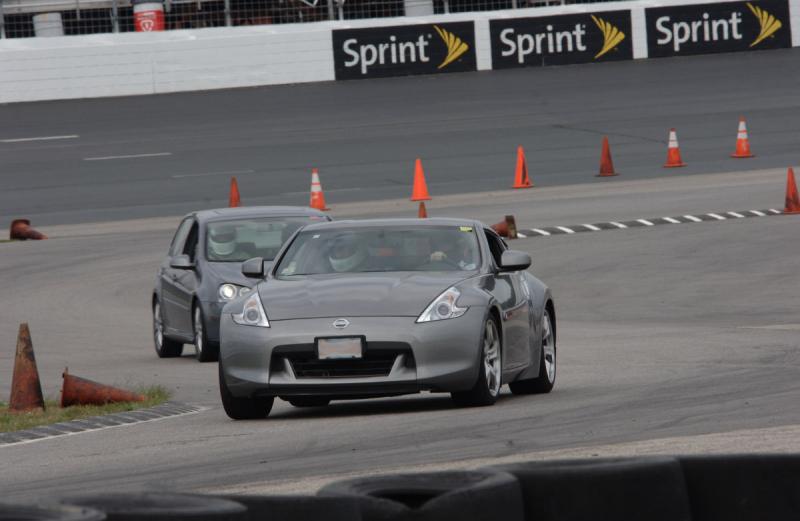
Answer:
[[417, 287, 468, 323], [232, 291, 270, 328], [219, 284, 251, 301]]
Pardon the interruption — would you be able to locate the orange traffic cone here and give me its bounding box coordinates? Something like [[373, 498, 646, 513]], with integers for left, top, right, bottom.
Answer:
[[309, 168, 330, 211], [513, 146, 532, 188], [785, 167, 800, 215], [9, 323, 45, 412], [411, 159, 431, 201], [731, 117, 754, 158], [418, 201, 428, 218], [664, 129, 686, 168], [597, 136, 617, 177], [9, 219, 48, 240], [61, 368, 145, 407], [491, 215, 518, 239], [228, 177, 241, 207]]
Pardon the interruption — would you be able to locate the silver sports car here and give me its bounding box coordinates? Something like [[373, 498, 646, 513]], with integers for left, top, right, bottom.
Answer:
[[218, 218, 556, 419]]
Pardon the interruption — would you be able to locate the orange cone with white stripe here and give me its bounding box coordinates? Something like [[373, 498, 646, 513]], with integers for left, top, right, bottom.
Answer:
[[785, 167, 800, 215], [309, 168, 330, 211], [664, 129, 686, 168], [731, 117, 754, 158], [513, 146, 532, 188]]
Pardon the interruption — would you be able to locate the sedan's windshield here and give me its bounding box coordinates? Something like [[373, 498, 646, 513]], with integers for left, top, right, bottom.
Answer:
[[206, 217, 319, 262], [276, 225, 480, 276]]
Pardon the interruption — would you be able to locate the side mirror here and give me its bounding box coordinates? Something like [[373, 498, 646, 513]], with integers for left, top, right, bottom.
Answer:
[[241, 257, 266, 278], [499, 250, 531, 272], [170, 254, 195, 270]]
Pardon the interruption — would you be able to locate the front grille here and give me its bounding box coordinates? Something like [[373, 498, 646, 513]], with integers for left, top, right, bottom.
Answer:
[[272, 342, 413, 379]]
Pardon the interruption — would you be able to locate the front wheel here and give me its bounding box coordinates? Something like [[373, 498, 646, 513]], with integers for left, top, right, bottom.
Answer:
[[153, 300, 183, 358], [509, 309, 556, 395], [451, 317, 502, 407], [193, 304, 217, 363], [219, 362, 273, 419]]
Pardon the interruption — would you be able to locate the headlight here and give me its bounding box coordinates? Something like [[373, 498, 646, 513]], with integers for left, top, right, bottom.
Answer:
[[232, 291, 270, 328], [219, 284, 251, 301], [416, 287, 468, 323]]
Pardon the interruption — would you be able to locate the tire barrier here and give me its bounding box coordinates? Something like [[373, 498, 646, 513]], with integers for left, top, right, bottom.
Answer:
[[221, 495, 362, 521], [1, 503, 106, 521], [61, 493, 247, 521], [493, 457, 692, 521], [318, 469, 524, 521], [680, 454, 800, 521]]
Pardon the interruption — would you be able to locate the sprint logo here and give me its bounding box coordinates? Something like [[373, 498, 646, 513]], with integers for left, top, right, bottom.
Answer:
[[434, 25, 469, 69], [747, 3, 782, 47], [591, 15, 626, 59]]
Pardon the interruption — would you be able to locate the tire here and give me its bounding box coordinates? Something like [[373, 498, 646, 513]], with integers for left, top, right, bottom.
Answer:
[[153, 300, 183, 358], [193, 304, 217, 362], [451, 317, 502, 407], [509, 308, 556, 395], [61, 493, 248, 521], [219, 361, 273, 420], [287, 397, 331, 408]]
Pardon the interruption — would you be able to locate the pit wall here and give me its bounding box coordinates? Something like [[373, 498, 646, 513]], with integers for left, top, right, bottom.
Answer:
[[0, 0, 797, 103]]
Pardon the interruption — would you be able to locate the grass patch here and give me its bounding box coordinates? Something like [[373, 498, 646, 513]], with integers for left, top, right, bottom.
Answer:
[[0, 239, 14, 243], [0, 385, 170, 433]]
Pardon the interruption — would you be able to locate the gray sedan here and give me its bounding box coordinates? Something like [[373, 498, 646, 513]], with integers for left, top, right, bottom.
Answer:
[[152, 206, 331, 362], [219, 218, 556, 418]]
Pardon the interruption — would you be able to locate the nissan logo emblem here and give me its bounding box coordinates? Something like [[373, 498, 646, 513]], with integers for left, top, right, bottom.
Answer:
[[332, 319, 350, 329]]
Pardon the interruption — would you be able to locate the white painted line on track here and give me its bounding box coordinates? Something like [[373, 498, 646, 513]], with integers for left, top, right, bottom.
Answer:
[[531, 229, 551, 236], [707, 213, 727, 220], [769, 209, 782, 214], [684, 215, 702, 222], [582, 224, 601, 231], [172, 169, 256, 179], [750, 210, 766, 216], [609, 222, 627, 229], [727, 212, 746, 218], [1, 135, 79, 143], [556, 226, 576, 234], [637, 219, 655, 226], [663, 217, 681, 224], [516, 232, 527, 238], [84, 152, 172, 161]]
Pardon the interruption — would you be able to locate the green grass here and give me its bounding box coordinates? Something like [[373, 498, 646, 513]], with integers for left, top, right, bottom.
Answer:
[[0, 239, 14, 243], [0, 386, 170, 433]]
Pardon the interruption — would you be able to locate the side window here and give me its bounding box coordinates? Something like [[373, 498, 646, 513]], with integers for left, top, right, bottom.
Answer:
[[169, 218, 194, 257], [484, 230, 506, 267], [182, 222, 199, 262]]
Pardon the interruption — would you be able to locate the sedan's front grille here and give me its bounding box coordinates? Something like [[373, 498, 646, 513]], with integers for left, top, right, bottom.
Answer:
[[272, 343, 413, 379]]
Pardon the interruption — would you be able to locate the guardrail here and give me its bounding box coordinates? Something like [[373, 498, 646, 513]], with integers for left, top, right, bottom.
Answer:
[[0, 0, 797, 103]]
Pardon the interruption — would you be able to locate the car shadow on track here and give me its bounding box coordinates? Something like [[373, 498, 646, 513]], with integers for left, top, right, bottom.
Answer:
[[270, 394, 466, 420]]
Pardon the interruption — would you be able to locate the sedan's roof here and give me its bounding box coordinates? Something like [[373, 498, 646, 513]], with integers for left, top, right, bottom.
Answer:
[[191, 206, 328, 222], [299, 217, 482, 231]]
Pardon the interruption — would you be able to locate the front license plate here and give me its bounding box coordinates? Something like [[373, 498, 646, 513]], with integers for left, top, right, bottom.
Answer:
[[317, 337, 363, 360]]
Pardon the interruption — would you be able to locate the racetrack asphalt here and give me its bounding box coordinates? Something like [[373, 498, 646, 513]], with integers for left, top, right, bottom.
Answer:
[[0, 50, 799, 501]]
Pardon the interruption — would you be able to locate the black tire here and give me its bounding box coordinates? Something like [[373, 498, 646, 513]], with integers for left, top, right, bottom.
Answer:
[[153, 300, 183, 358], [219, 361, 273, 420], [509, 309, 556, 395], [451, 317, 502, 407], [220, 495, 360, 521], [61, 493, 247, 521], [1, 503, 105, 521], [288, 397, 331, 408], [193, 303, 217, 363]]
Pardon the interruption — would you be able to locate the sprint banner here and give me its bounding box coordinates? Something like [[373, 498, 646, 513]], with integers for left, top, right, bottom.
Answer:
[[332, 22, 477, 80], [646, 0, 791, 57], [489, 10, 633, 69]]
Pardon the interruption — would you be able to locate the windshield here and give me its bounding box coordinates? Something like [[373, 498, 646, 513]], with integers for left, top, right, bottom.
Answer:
[[275, 225, 480, 277], [206, 217, 319, 262]]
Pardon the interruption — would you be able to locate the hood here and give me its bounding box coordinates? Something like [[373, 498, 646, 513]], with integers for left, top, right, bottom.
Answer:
[[205, 261, 268, 288], [259, 272, 469, 320]]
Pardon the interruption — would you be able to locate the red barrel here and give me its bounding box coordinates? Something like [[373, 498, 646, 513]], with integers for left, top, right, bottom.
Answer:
[[133, 0, 165, 31]]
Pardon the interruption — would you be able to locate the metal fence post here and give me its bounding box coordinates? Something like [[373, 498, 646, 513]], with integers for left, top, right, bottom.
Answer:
[[224, 0, 231, 26], [111, 0, 119, 32], [0, 0, 6, 38], [327, 0, 335, 21]]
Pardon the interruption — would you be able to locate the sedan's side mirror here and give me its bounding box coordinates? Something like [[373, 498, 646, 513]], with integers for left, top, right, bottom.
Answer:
[[242, 257, 266, 278], [170, 254, 195, 270], [499, 250, 531, 272]]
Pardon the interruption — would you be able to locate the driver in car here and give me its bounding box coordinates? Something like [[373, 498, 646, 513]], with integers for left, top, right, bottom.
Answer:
[[208, 225, 248, 261], [429, 233, 476, 270]]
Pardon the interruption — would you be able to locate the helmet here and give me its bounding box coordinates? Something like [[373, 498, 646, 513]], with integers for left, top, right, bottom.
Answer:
[[208, 225, 237, 257], [329, 235, 367, 272]]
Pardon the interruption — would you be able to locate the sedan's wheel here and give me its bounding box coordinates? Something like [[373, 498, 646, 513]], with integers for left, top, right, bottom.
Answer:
[[219, 362, 273, 419], [153, 300, 183, 358], [509, 309, 556, 395], [287, 397, 331, 408], [451, 317, 502, 407], [193, 304, 217, 363]]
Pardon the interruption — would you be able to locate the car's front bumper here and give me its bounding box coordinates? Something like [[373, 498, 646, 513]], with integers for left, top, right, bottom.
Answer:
[[219, 308, 486, 399]]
